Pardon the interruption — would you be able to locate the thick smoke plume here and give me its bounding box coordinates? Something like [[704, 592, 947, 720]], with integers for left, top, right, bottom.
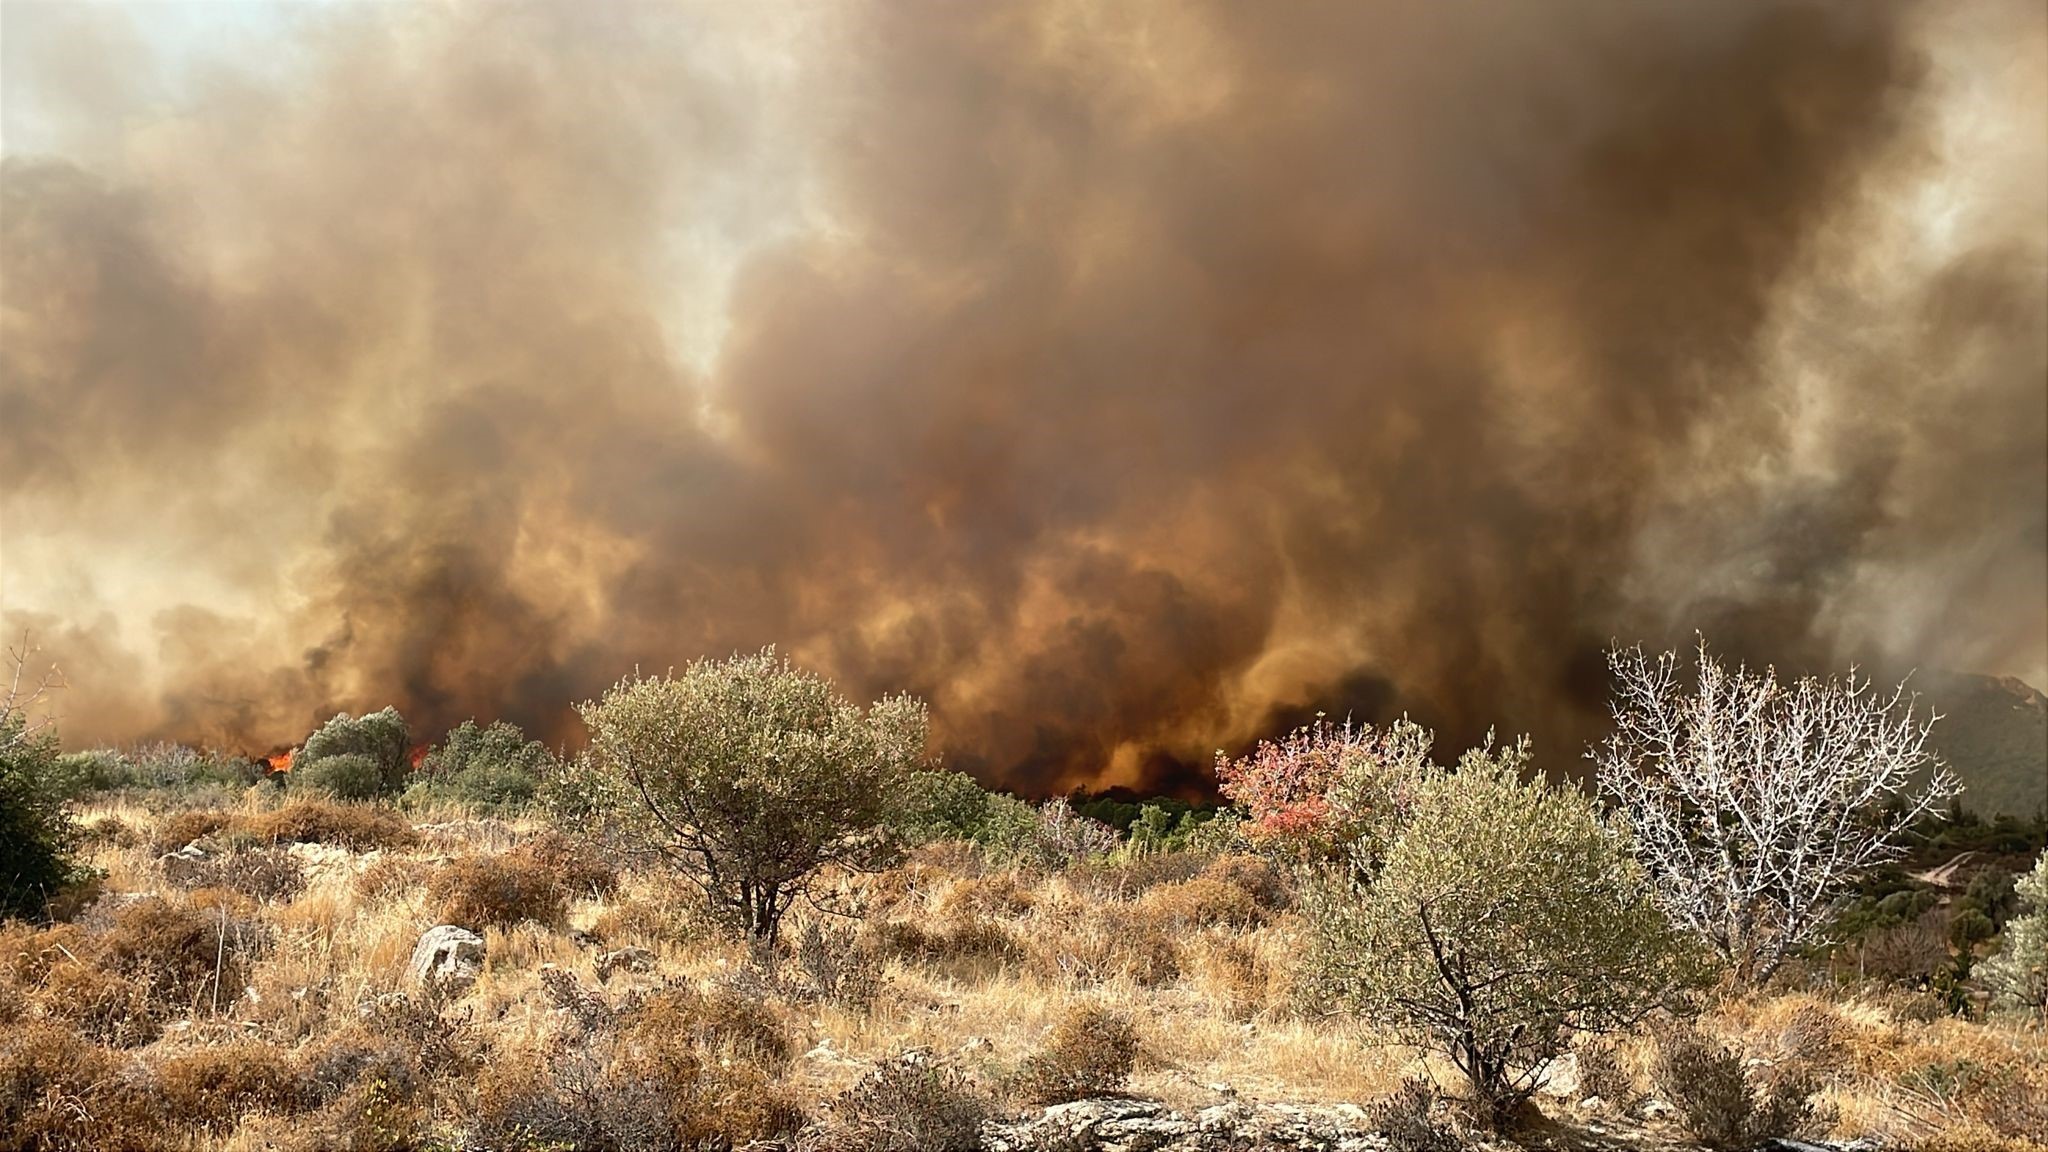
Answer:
[[3, 0, 2043, 792]]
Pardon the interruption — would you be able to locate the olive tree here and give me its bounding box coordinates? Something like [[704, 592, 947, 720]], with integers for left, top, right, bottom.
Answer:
[[1593, 640, 1961, 983], [296, 705, 412, 797], [1981, 850, 2047, 1019], [1305, 736, 1703, 1126], [575, 649, 927, 943]]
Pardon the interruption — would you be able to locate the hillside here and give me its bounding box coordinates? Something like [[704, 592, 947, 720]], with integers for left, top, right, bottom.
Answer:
[[1921, 671, 2048, 819]]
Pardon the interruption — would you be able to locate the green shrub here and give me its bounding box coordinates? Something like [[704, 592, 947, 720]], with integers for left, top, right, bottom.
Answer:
[[58, 744, 262, 795], [47, 750, 126, 800], [1303, 734, 1706, 1126], [572, 648, 926, 943], [889, 769, 993, 845], [0, 709, 80, 921], [296, 707, 411, 797], [971, 792, 1042, 862], [404, 719, 551, 811], [294, 752, 388, 800]]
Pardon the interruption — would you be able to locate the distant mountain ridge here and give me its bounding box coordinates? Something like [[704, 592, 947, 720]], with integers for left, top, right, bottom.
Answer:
[[1919, 670, 2048, 819]]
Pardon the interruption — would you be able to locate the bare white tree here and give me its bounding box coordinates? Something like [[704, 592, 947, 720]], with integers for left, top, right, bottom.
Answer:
[[1591, 638, 1961, 983]]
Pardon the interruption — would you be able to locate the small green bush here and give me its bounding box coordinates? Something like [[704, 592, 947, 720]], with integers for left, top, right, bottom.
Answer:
[[404, 720, 552, 811], [889, 769, 993, 846], [0, 709, 80, 920], [295, 752, 388, 801]]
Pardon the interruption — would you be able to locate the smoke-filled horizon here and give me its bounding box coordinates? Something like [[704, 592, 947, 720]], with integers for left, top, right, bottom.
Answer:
[[3, 0, 2044, 793]]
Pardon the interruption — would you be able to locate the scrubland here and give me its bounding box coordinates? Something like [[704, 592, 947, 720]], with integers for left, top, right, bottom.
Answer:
[[2, 786, 2042, 1152]]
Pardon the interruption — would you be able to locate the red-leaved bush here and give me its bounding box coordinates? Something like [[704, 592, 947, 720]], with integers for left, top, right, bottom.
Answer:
[[1214, 717, 1432, 861]]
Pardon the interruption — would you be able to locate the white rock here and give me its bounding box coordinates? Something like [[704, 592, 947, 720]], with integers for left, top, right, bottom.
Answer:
[[406, 924, 485, 990]]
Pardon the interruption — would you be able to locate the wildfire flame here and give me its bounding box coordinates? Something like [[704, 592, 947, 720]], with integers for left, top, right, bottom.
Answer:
[[408, 744, 430, 769], [264, 748, 295, 775]]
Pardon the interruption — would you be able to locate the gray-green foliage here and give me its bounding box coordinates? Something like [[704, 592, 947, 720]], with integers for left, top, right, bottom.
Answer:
[[295, 752, 388, 800], [573, 648, 927, 942], [1304, 736, 1705, 1125], [0, 707, 81, 920], [972, 792, 1042, 861], [296, 706, 411, 796], [891, 769, 996, 845], [404, 719, 552, 810], [49, 744, 260, 797], [1981, 851, 2048, 1016]]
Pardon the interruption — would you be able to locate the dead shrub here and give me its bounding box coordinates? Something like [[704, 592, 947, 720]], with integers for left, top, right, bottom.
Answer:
[[1029, 915, 1180, 986], [149, 1039, 305, 1132], [356, 989, 483, 1080], [1769, 1003, 1853, 1077], [0, 1020, 118, 1151], [516, 828, 620, 899], [589, 878, 710, 946], [1858, 914, 1952, 983], [351, 856, 429, 904], [866, 918, 1023, 970], [1189, 934, 1280, 1020], [469, 988, 803, 1152], [817, 1052, 992, 1152], [1137, 876, 1264, 931], [427, 853, 567, 930], [935, 874, 1037, 920], [78, 816, 140, 849], [1013, 1004, 1138, 1104], [1369, 1077, 1464, 1152], [93, 894, 262, 1016], [150, 808, 235, 853], [1652, 1022, 1830, 1149], [1071, 850, 1209, 899], [164, 845, 308, 903], [241, 799, 418, 851], [643, 981, 796, 1067], [1570, 1035, 1638, 1108], [0, 922, 86, 988], [35, 962, 159, 1047], [234, 1076, 427, 1152], [297, 1028, 421, 1109], [791, 921, 884, 1011], [1201, 853, 1292, 911]]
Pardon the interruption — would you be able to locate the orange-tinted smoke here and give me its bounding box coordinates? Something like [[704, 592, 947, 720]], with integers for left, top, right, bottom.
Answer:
[[2, 0, 2043, 792]]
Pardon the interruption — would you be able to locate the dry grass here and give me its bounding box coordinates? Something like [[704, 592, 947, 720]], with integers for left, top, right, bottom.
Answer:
[[2, 798, 2041, 1151]]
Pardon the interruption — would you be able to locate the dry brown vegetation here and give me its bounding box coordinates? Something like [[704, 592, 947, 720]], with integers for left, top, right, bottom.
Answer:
[[0, 796, 2043, 1151]]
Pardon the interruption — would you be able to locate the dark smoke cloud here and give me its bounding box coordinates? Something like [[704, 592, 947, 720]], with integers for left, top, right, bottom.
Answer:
[[3, 0, 2043, 793]]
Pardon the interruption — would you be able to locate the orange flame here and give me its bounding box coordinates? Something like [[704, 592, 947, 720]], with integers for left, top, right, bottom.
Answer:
[[264, 748, 295, 775], [408, 743, 430, 769]]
